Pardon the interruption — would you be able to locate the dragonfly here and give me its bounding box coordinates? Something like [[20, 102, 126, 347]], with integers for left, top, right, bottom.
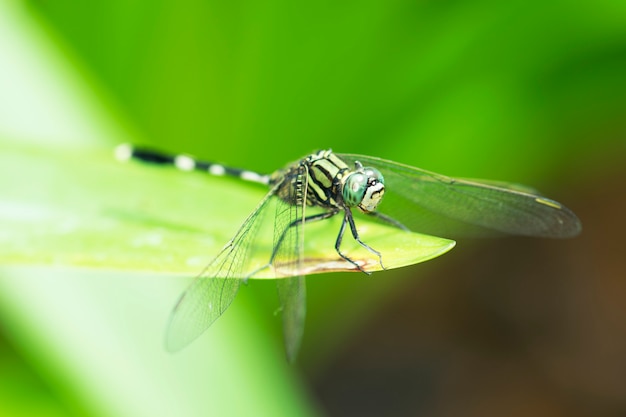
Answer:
[[115, 144, 581, 361]]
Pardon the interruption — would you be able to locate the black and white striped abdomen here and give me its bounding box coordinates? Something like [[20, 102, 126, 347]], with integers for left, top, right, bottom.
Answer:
[[115, 144, 270, 185]]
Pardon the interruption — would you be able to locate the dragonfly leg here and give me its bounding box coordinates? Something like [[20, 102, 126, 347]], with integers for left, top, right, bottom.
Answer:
[[336, 208, 385, 274], [269, 210, 339, 265], [366, 211, 409, 231]]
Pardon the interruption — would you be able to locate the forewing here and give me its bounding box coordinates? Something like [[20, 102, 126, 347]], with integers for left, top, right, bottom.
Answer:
[[272, 164, 307, 362], [339, 154, 581, 238], [165, 184, 280, 352]]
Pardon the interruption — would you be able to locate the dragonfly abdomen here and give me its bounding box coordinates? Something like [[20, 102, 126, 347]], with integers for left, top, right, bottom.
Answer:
[[115, 143, 270, 185]]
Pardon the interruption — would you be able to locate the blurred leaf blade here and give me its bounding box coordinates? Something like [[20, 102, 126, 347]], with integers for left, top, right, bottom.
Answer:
[[0, 143, 455, 276], [0, 3, 320, 417]]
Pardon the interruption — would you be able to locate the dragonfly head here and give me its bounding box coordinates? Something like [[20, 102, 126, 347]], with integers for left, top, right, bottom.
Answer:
[[342, 162, 385, 213]]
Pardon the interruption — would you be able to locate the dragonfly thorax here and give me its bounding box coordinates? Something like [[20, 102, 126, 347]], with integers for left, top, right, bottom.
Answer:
[[342, 163, 385, 213], [271, 150, 385, 213]]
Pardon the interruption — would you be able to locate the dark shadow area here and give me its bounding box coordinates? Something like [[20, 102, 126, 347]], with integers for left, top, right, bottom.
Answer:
[[308, 166, 626, 417]]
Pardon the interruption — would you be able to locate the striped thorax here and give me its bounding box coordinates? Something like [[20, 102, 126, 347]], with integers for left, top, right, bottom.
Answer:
[[271, 149, 386, 213]]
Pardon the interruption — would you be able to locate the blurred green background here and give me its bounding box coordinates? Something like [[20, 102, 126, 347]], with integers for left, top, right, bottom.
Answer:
[[1, 0, 625, 416]]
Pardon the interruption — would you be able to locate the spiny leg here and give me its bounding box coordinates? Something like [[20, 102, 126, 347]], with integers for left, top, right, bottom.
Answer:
[[366, 211, 410, 231], [335, 208, 385, 274], [269, 210, 340, 265]]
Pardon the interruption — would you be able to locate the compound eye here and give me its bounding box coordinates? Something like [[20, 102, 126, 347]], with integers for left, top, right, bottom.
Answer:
[[363, 167, 384, 186], [343, 172, 368, 207], [342, 167, 385, 212]]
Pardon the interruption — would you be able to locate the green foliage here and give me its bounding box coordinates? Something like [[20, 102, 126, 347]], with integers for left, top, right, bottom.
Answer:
[[1, 0, 624, 416]]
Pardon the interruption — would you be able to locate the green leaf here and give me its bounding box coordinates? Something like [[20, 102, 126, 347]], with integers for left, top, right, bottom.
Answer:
[[0, 142, 455, 277]]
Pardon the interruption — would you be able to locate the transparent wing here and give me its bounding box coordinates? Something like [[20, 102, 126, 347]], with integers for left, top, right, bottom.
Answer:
[[276, 276, 306, 362], [165, 183, 281, 352], [273, 164, 307, 362], [339, 154, 581, 238]]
